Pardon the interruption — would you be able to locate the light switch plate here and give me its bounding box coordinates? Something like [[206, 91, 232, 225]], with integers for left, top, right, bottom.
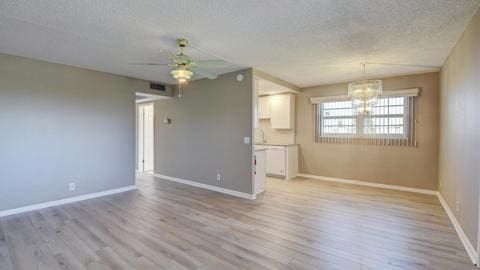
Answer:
[[243, 137, 251, 144]]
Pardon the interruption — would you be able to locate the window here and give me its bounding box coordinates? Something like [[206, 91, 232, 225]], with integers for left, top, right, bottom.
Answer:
[[317, 96, 414, 143], [321, 100, 357, 136], [363, 97, 408, 138]]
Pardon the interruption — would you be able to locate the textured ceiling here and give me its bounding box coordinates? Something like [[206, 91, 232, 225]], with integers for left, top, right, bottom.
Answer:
[[0, 0, 479, 87]]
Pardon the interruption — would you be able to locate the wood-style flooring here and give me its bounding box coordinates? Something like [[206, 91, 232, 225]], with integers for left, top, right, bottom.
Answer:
[[0, 174, 475, 270]]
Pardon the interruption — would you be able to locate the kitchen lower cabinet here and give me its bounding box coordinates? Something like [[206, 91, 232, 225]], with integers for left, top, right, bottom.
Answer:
[[264, 145, 298, 179], [266, 147, 286, 176], [254, 149, 266, 195]]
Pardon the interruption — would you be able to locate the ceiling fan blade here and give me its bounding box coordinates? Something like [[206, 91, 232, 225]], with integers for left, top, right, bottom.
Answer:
[[194, 68, 218, 80], [195, 59, 230, 67], [167, 50, 180, 61], [129, 62, 170, 66]]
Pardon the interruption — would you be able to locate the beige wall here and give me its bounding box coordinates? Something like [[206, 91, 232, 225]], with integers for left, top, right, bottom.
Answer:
[[439, 8, 480, 249], [0, 53, 143, 211], [297, 72, 439, 190], [153, 69, 254, 194]]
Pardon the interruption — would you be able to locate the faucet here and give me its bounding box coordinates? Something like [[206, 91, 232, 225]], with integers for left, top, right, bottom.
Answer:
[[258, 129, 266, 143]]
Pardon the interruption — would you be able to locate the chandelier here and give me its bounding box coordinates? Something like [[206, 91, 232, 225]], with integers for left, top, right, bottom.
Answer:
[[348, 63, 382, 115]]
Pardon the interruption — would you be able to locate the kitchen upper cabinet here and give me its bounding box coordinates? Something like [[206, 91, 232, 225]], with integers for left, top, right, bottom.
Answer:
[[258, 96, 271, 119], [270, 94, 295, 129]]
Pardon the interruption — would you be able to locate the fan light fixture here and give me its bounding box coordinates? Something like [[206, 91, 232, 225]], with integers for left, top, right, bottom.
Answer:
[[348, 63, 382, 115], [130, 38, 227, 84], [170, 68, 193, 82]]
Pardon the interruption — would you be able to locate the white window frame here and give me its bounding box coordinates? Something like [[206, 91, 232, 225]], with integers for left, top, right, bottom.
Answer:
[[311, 88, 419, 146], [361, 96, 410, 139], [319, 99, 357, 138], [317, 96, 411, 140]]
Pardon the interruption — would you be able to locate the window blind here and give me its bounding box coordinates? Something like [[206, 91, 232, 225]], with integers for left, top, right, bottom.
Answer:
[[312, 90, 418, 147]]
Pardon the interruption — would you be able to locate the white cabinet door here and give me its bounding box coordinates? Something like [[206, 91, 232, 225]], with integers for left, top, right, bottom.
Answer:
[[254, 150, 266, 195], [266, 148, 286, 176], [258, 96, 271, 119], [285, 145, 299, 180], [270, 94, 295, 129]]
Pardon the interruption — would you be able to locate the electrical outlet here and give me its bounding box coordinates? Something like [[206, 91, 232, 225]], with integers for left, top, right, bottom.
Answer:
[[243, 137, 251, 144], [217, 173, 221, 181], [456, 200, 460, 212], [69, 182, 76, 192]]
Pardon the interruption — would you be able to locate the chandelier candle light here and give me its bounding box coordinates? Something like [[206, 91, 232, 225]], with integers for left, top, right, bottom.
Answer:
[[348, 63, 382, 115]]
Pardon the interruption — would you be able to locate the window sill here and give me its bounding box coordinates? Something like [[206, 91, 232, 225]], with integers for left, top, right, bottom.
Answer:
[[316, 136, 416, 147]]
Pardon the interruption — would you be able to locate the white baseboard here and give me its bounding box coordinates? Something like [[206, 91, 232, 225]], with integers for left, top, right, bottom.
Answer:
[[255, 189, 265, 196], [152, 173, 256, 200], [297, 173, 437, 195], [286, 174, 300, 180], [437, 192, 478, 265], [0, 185, 137, 218]]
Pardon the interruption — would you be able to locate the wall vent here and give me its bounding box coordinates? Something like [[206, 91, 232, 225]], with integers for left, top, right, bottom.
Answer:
[[149, 83, 166, 91]]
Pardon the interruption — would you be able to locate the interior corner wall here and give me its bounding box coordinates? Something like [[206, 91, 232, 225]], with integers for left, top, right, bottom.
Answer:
[[153, 69, 254, 195], [0, 53, 143, 212], [438, 8, 480, 250], [296, 72, 440, 190]]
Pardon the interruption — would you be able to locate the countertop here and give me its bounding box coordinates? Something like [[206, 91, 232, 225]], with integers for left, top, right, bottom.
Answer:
[[255, 143, 299, 147], [254, 145, 268, 151]]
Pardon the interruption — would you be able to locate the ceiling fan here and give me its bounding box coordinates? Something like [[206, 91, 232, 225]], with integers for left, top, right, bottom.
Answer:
[[130, 38, 229, 83]]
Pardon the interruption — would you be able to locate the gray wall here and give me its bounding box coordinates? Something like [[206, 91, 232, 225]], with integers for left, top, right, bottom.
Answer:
[[153, 69, 254, 194], [439, 8, 480, 248], [297, 73, 440, 190], [0, 53, 143, 211]]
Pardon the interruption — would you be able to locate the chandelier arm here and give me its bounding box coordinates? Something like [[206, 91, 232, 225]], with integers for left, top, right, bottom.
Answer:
[[363, 63, 366, 81]]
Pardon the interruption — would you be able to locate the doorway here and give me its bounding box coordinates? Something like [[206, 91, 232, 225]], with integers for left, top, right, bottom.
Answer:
[[137, 103, 154, 173]]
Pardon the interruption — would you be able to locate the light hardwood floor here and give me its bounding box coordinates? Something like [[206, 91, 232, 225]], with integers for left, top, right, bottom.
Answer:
[[0, 174, 475, 270]]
